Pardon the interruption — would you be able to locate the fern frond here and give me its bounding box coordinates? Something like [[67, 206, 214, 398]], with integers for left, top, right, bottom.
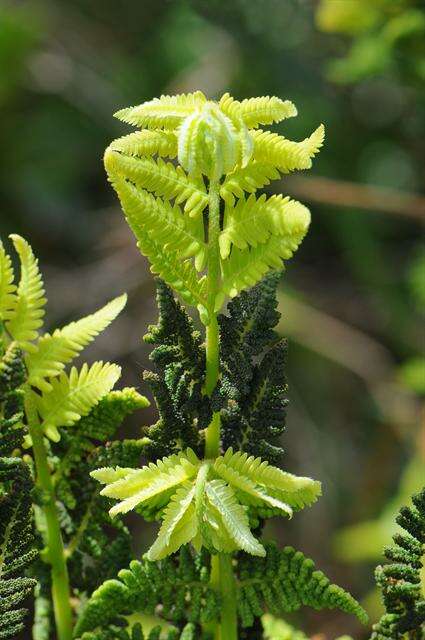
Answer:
[[219, 449, 321, 512], [0, 343, 26, 457], [0, 241, 16, 322], [34, 361, 121, 442], [219, 194, 311, 259], [0, 459, 37, 639], [220, 162, 280, 205], [205, 479, 266, 557], [219, 93, 297, 128], [252, 124, 325, 172], [147, 483, 197, 560], [74, 548, 219, 637], [26, 294, 127, 392], [104, 148, 209, 218], [371, 488, 425, 639], [217, 236, 301, 308], [91, 449, 201, 517], [237, 543, 368, 629], [5, 235, 46, 348], [109, 130, 177, 158], [114, 92, 207, 129]]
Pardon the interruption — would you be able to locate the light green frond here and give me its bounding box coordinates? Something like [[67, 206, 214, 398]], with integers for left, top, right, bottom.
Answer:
[[26, 294, 127, 392], [206, 479, 265, 556], [109, 130, 177, 158], [219, 194, 311, 259], [217, 236, 296, 309], [91, 449, 200, 517], [219, 93, 297, 128], [202, 499, 239, 553], [6, 235, 46, 348], [114, 91, 207, 129], [252, 124, 325, 172], [214, 458, 293, 518], [105, 148, 209, 218], [35, 361, 121, 442], [220, 162, 280, 205], [147, 483, 197, 560], [0, 240, 16, 321], [109, 177, 208, 308], [220, 449, 321, 511]]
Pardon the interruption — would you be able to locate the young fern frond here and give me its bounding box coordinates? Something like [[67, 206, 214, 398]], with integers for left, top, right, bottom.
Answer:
[[5, 235, 46, 349], [219, 193, 311, 259], [115, 91, 208, 129], [109, 130, 177, 158], [219, 93, 298, 128], [252, 124, 325, 173], [34, 361, 122, 442], [26, 294, 127, 392], [220, 162, 280, 205], [0, 241, 16, 322]]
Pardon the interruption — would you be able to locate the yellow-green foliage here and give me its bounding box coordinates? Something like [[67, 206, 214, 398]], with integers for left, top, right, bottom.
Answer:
[[0, 235, 138, 442], [104, 91, 324, 321], [91, 447, 321, 560]]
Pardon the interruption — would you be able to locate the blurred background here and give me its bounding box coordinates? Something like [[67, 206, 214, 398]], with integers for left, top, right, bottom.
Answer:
[[1, 0, 424, 637]]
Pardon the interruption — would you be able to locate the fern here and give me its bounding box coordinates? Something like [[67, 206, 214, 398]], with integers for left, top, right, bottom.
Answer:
[[34, 361, 122, 442], [5, 235, 46, 348], [74, 548, 219, 637], [219, 93, 298, 128], [0, 344, 37, 639], [0, 241, 16, 322], [237, 544, 368, 629], [26, 294, 127, 392], [252, 124, 325, 172], [371, 488, 425, 639], [115, 91, 207, 129]]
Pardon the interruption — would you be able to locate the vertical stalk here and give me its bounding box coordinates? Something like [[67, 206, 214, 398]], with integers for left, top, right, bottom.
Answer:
[[25, 395, 73, 640], [203, 180, 238, 640]]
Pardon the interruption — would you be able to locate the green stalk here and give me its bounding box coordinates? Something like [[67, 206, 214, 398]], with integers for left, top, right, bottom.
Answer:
[[204, 180, 238, 640], [25, 395, 73, 640]]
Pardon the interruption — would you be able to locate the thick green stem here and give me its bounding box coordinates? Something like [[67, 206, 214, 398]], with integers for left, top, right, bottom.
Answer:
[[25, 396, 73, 640], [203, 180, 238, 639]]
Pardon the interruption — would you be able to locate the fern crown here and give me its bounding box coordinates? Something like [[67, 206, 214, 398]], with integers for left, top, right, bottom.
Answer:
[[105, 91, 324, 321]]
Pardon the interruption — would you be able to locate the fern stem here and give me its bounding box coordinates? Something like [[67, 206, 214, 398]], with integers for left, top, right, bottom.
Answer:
[[25, 395, 73, 640], [203, 180, 238, 639]]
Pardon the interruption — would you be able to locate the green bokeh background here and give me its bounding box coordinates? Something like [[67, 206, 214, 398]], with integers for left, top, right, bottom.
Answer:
[[1, 1, 423, 637]]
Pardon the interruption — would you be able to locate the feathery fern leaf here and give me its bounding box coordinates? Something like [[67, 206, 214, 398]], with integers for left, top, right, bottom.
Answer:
[[26, 294, 127, 392], [237, 543, 368, 629], [219, 93, 297, 128], [0, 241, 16, 322], [74, 548, 219, 637], [109, 130, 177, 158], [105, 149, 209, 218], [220, 162, 280, 205], [6, 235, 46, 348], [371, 488, 425, 639], [34, 361, 121, 442], [115, 91, 207, 129], [0, 342, 26, 454], [219, 194, 311, 259], [252, 124, 325, 173]]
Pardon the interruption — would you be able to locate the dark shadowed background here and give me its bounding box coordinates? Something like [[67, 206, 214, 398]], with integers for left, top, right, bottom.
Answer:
[[1, 0, 424, 637]]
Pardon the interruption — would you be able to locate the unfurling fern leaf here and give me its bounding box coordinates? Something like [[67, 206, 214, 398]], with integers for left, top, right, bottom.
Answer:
[[237, 544, 368, 629], [115, 91, 207, 129], [219, 93, 298, 128], [0, 241, 16, 322], [371, 488, 425, 639]]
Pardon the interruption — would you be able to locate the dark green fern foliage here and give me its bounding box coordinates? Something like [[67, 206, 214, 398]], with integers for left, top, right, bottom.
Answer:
[[77, 621, 197, 640], [143, 279, 211, 459], [237, 543, 368, 629], [0, 342, 38, 639], [74, 547, 219, 639], [371, 488, 425, 640], [51, 389, 147, 595], [218, 271, 288, 463]]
